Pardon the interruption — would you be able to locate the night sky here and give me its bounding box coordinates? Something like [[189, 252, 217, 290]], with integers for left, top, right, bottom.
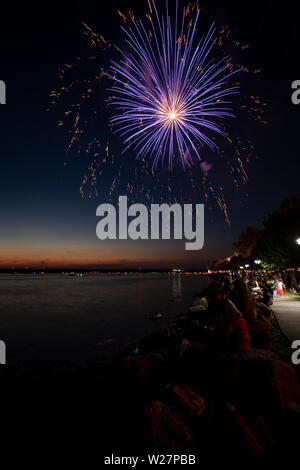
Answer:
[[1, 0, 300, 269]]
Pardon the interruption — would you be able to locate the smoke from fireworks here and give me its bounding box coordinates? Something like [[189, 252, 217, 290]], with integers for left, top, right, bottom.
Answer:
[[109, 0, 241, 170]]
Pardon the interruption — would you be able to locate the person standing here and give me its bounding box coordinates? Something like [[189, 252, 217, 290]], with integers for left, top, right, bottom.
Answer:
[[276, 279, 284, 296]]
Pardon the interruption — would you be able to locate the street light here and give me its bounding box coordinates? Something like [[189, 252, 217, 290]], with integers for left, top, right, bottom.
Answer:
[[245, 264, 250, 268], [296, 238, 300, 245], [240, 266, 244, 269], [254, 260, 261, 265]]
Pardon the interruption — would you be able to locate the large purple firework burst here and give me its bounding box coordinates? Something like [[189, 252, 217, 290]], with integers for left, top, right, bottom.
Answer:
[[108, 0, 241, 170], [50, 1, 267, 223]]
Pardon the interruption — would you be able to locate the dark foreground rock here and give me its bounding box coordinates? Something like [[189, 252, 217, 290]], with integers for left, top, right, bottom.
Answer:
[[1, 321, 299, 455], [145, 400, 193, 450], [166, 383, 206, 421]]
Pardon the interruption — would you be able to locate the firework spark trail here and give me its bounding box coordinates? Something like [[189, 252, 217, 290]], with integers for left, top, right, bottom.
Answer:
[[108, 0, 241, 170], [50, 2, 267, 224]]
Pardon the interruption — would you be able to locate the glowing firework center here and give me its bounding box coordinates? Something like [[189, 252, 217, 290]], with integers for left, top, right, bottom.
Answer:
[[168, 109, 179, 122]]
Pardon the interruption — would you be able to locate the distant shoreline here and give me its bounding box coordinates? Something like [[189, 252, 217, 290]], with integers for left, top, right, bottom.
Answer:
[[0, 268, 209, 275]]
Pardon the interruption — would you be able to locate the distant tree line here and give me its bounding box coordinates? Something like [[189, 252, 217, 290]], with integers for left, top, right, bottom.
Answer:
[[210, 197, 300, 270]]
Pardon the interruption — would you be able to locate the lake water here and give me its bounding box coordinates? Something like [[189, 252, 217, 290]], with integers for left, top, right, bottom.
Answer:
[[0, 273, 209, 365]]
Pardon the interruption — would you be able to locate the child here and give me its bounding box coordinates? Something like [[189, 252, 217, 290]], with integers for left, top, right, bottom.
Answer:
[[276, 279, 284, 296]]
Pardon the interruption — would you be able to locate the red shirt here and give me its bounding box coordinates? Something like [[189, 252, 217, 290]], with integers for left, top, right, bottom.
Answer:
[[230, 317, 251, 352]]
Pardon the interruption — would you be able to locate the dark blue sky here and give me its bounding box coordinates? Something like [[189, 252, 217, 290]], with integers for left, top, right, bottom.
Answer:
[[0, 0, 300, 269]]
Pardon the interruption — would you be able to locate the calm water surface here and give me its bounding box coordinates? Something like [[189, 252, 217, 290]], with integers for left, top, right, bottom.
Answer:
[[0, 273, 209, 365]]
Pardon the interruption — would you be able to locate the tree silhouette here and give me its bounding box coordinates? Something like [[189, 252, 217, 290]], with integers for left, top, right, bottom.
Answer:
[[251, 198, 300, 269]]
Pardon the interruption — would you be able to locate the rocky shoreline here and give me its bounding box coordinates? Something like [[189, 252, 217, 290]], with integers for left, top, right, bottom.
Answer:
[[1, 304, 300, 454], [106, 307, 300, 452]]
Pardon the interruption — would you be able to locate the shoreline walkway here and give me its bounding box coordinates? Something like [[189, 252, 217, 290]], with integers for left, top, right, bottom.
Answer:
[[272, 295, 300, 341]]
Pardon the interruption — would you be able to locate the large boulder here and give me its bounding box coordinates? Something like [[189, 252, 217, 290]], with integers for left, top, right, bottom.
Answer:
[[211, 401, 278, 450], [118, 355, 151, 380], [243, 410, 278, 450], [166, 383, 206, 421], [116, 353, 166, 383], [144, 400, 193, 449], [211, 402, 277, 451], [236, 349, 300, 416], [140, 326, 182, 354], [219, 402, 263, 450], [248, 319, 273, 349]]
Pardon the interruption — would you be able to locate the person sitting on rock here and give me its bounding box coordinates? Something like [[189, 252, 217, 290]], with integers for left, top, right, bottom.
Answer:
[[230, 278, 257, 323], [260, 290, 273, 308], [190, 295, 251, 356], [256, 292, 273, 322], [222, 278, 232, 298], [246, 291, 273, 350], [218, 298, 251, 354]]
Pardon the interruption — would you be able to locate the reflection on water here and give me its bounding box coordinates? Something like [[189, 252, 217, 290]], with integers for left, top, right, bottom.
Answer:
[[172, 273, 182, 303], [0, 273, 208, 365]]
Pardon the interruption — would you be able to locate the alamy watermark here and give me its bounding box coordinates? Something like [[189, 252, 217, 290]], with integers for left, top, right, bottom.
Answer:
[[291, 80, 300, 105], [96, 196, 204, 251], [0, 341, 6, 364], [0, 80, 6, 104], [291, 340, 300, 365]]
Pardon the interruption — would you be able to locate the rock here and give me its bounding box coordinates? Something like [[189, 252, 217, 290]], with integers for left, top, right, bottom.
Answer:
[[287, 402, 300, 415], [186, 298, 208, 322], [116, 353, 167, 386], [248, 319, 273, 349], [146, 352, 165, 368], [256, 302, 272, 321], [272, 359, 300, 410], [140, 326, 182, 354], [166, 383, 206, 421], [238, 349, 300, 415], [243, 349, 278, 361], [144, 400, 193, 449], [117, 355, 151, 382], [212, 402, 265, 451], [284, 402, 300, 448], [189, 297, 208, 312], [96, 338, 113, 346], [150, 312, 163, 320], [222, 402, 263, 450], [243, 411, 278, 450]]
